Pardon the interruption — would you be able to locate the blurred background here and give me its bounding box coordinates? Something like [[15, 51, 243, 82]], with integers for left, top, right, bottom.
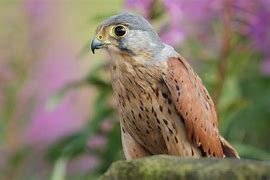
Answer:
[[1, 0, 270, 179]]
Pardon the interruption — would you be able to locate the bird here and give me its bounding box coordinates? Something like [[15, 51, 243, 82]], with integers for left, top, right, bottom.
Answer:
[[91, 12, 239, 159]]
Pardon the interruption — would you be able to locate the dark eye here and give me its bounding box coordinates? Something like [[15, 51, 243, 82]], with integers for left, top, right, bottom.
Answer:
[[114, 25, 127, 37]]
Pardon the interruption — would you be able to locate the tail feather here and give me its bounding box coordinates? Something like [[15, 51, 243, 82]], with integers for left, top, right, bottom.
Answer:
[[220, 136, 240, 158]]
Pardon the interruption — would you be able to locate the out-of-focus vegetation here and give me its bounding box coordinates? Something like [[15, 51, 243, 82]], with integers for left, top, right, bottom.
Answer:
[[0, 0, 270, 179]]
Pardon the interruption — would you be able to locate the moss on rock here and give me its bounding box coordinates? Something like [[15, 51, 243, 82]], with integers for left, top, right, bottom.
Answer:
[[100, 155, 270, 180]]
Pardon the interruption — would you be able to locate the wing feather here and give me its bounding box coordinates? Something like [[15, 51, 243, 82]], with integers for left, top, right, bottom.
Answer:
[[163, 56, 224, 157]]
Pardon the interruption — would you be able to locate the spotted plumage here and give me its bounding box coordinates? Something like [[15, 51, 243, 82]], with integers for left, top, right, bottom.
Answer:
[[91, 12, 239, 159]]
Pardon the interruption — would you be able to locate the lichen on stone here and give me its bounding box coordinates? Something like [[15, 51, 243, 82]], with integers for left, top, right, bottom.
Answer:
[[100, 155, 270, 180]]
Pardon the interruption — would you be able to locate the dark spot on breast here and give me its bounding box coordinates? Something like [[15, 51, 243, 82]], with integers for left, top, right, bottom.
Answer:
[[132, 120, 135, 125], [146, 114, 149, 119], [122, 127, 126, 133], [163, 119, 168, 125], [166, 136, 170, 142], [154, 88, 159, 97], [168, 98, 172, 104], [159, 105, 163, 112], [157, 125, 161, 131], [169, 128, 173, 134], [146, 129, 149, 134], [191, 148, 194, 156], [139, 113, 142, 119], [140, 106, 144, 111], [168, 108, 172, 115], [162, 92, 168, 99], [113, 65, 116, 70], [156, 118, 160, 124], [176, 85, 180, 91], [174, 136, 178, 143], [131, 111, 135, 119]]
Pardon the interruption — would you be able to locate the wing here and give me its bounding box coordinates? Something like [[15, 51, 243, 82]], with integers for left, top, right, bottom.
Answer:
[[163, 56, 224, 157]]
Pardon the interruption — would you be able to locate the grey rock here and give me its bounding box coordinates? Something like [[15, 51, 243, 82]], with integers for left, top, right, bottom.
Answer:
[[100, 155, 270, 180]]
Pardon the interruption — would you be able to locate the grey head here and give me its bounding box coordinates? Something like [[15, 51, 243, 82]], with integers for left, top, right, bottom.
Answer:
[[91, 12, 177, 62]]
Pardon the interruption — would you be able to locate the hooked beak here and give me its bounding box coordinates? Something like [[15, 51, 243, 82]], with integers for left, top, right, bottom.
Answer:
[[91, 38, 106, 54]]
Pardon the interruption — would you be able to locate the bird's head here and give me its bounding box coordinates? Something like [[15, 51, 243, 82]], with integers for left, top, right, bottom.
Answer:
[[91, 12, 165, 60]]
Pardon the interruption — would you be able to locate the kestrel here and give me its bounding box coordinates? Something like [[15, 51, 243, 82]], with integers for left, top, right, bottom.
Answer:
[[91, 12, 239, 159]]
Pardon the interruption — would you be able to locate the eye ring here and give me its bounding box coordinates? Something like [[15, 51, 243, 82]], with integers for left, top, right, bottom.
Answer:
[[112, 25, 128, 38]]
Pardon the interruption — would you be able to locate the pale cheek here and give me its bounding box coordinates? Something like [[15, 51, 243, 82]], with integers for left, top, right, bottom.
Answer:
[[126, 31, 150, 50], [106, 46, 121, 55]]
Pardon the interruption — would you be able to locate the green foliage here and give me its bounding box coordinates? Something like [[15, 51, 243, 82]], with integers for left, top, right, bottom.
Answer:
[[47, 63, 121, 178]]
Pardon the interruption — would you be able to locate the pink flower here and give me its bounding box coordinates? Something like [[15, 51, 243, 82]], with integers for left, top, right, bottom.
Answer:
[[67, 154, 100, 173], [261, 58, 270, 75], [100, 119, 113, 133], [160, 25, 185, 46], [88, 134, 107, 150], [125, 0, 154, 19], [23, 0, 89, 145]]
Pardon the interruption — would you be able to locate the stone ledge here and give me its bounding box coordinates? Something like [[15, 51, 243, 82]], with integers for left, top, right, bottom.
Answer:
[[100, 155, 270, 180]]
